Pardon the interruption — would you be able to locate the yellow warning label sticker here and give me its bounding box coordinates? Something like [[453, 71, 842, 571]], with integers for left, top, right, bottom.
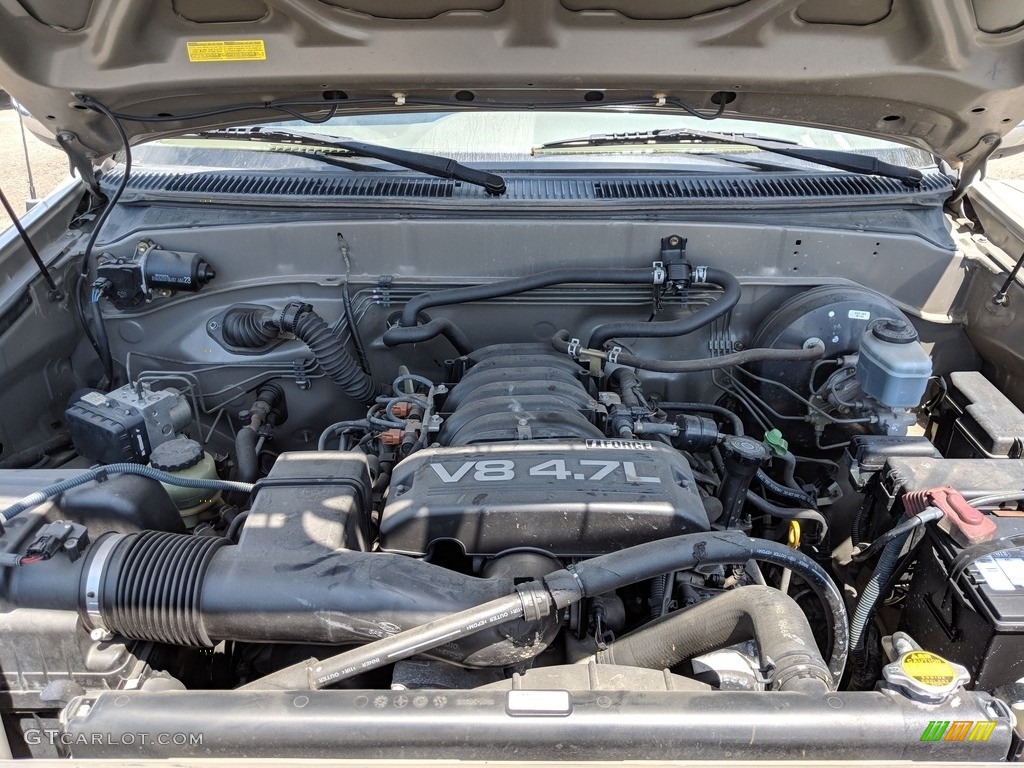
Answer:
[[901, 651, 955, 688], [187, 40, 266, 63]]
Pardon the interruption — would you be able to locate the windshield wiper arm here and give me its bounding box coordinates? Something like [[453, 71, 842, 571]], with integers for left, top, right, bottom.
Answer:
[[196, 127, 507, 195], [535, 128, 923, 187]]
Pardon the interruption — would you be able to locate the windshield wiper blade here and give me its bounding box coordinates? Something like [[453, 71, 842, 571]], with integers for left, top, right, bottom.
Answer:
[[535, 128, 923, 187], [196, 127, 507, 195]]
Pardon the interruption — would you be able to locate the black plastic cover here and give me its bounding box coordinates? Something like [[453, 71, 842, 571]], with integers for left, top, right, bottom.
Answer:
[[379, 440, 709, 556], [931, 370, 1024, 459]]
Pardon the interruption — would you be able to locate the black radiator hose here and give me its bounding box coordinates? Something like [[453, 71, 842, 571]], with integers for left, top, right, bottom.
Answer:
[[588, 267, 741, 348], [223, 302, 384, 405], [546, 529, 848, 682], [595, 585, 833, 693]]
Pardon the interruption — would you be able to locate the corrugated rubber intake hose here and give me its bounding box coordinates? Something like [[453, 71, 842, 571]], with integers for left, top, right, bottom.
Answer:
[[289, 308, 384, 405], [222, 302, 385, 406], [595, 585, 833, 693], [587, 267, 741, 348]]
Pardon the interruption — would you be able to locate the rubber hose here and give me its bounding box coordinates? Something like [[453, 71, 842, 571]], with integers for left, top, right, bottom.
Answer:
[[587, 267, 741, 348], [234, 427, 259, 484], [745, 491, 829, 537], [595, 585, 832, 693], [656, 402, 743, 436], [756, 469, 817, 509], [291, 310, 385, 405], [382, 318, 474, 355], [545, 530, 847, 682], [849, 531, 909, 655], [1, 465, 255, 522], [608, 368, 644, 408], [399, 267, 660, 327], [0, 435, 73, 469], [613, 344, 825, 373], [222, 308, 276, 347], [550, 330, 825, 372], [779, 451, 799, 491]]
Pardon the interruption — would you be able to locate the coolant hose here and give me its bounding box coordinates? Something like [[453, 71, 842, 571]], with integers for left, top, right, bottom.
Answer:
[[0, 465, 255, 523], [545, 529, 848, 682], [382, 317, 474, 355], [595, 585, 833, 693], [234, 427, 259, 484], [587, 267, 741, 348], [246, 531, 848, 690], [398, 267, 663, 328]]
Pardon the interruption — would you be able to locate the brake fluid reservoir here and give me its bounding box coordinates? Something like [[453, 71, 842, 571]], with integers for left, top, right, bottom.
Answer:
[[149, 437, 220, 528], [855, 318, 932, 408]]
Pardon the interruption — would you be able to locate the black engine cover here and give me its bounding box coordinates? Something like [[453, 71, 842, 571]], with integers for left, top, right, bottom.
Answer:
[[379, 439, 710, 557]]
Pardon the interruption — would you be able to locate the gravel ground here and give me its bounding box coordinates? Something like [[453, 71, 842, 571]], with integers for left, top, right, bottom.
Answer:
[[0, 106, 69, 229], [2, 101, 1024, 233]]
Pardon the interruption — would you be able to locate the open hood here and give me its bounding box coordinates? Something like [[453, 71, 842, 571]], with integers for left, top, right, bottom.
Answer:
[[2, 0, 1024, 177]]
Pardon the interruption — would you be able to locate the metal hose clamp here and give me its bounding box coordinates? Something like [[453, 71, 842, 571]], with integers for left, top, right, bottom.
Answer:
[[82, 533, 124, 631]]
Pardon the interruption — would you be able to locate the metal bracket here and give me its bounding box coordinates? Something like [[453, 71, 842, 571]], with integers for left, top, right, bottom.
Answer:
[[374, 275, 394, 307], [291, 359, 311, 390], [652, 261, 666, 285], [55, 131, 103, 199], [950, 132, 1001, 204]]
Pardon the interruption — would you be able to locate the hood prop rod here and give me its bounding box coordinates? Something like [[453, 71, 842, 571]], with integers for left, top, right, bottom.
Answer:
[[0, 185, 62, 301], [993, 249, 1024, 306]]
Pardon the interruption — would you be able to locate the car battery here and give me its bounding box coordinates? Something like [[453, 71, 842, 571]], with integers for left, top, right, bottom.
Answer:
[[882, 456, 1024, 689]]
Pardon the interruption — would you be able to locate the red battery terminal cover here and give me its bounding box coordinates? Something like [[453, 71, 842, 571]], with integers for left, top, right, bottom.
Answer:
[[903, 486, 998, 547]]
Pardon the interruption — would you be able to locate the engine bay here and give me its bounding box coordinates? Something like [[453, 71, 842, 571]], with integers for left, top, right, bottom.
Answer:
[[0, 205, 1022, 761]]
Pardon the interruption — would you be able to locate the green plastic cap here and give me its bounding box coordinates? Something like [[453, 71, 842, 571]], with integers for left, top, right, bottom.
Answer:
[[763, 428, 789, 458]]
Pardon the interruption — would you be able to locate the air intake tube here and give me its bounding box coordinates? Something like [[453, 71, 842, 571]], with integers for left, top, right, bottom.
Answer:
[[222, 302, 384, 405], [3, 530, 845, 685]]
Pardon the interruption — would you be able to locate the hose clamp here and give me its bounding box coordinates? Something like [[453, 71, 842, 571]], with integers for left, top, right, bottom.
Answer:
[[276, 301, 312, 334], [652, 261, 666, 285], [693, 266, 709, 284], [567, 338, 581, 358], [516, 583, 553, 622], [607, 346, 622, 365], [82, 533, 124, 631], [565, 563, 586, 594]]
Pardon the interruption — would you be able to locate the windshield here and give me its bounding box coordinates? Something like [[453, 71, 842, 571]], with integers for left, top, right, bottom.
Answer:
[[136, 110, 934, 170]]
